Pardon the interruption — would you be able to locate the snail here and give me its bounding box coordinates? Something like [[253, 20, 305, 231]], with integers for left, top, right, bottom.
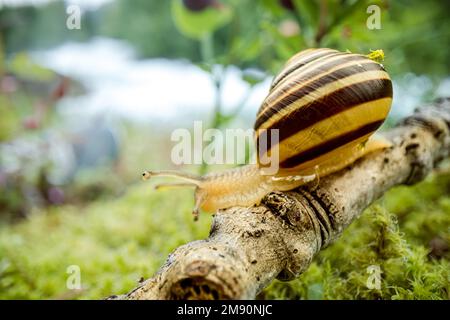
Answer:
[[143, 48, 393, 218]]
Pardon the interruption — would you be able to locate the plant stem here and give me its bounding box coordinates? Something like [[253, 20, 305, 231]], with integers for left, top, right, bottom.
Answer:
[[199, 32, 223, 175], [200, 32, 214, 64]]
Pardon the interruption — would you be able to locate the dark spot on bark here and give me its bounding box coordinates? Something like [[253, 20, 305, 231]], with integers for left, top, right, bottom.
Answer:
[[434, 129, 444, 139], [256, 276, 260, 281], [405, 143, 420, 153], [334, 188, 339, 192], [202, 285, 210, 294], [212, 247, 217, 251], [180, 278, 191, 289], [243, 229, 265, 238], [410, 133, 417, 139], [293, 249, 298, 254], [219, 254, 225, 258], [193, 285, 201, 295], [251, 260, 257, 264], [383, 158, 389, 164], [172, 278, 227, 300], [209, 222, 218, 236]]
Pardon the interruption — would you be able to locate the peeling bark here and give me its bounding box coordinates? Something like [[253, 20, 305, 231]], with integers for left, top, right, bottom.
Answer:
[[112, 98, 450, 300]]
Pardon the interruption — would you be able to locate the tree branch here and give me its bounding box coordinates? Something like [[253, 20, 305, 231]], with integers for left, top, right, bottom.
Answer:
[[112, 98, 450, 300]]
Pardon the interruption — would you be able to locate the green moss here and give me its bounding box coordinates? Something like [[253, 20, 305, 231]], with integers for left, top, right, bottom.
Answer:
[[0, 186, 210, 299], [0, 173, 449, 300]]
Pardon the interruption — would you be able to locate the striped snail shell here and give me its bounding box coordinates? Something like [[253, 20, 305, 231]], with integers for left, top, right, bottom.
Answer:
[[256, 48, 393, 177], [143, 48, 393, 218]]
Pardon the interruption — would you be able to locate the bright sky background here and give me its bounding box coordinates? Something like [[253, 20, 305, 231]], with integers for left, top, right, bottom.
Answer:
[[33, 38, 272, 123]]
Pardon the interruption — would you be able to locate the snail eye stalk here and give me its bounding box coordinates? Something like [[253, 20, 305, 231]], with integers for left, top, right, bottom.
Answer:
[[141, 170, 202, 186]]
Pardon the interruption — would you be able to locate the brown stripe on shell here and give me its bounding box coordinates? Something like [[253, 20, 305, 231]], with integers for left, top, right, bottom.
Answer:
[[270, 49, 339, 90], [279, 119, 385, 168], [257, 78, 393, 158], [258, 55, 374, 117], [255, 62, 388, 130]]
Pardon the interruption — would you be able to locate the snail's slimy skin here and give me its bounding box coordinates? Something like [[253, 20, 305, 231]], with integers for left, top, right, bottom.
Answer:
[[194, 135, 391, 213], [195, 164, 270, 212]]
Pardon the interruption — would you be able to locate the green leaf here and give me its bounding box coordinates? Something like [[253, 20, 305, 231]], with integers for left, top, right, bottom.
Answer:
[[230, 36, 262, 63], [293, 0, 319, 34], [8, 52, 55, 82], [171, 0, 233, 40], [260, 0, 286, 16]]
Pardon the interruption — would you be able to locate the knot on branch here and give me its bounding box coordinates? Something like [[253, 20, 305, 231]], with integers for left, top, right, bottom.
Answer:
[[170, 275, 227, 300], [398, 98, 450, 184], [263, 188, 338, 248], [401, 99, 450, 142], [262, 188, 338, 281]]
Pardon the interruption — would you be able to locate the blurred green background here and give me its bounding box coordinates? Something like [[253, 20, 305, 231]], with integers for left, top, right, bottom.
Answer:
[[0, 0, 449, 299]]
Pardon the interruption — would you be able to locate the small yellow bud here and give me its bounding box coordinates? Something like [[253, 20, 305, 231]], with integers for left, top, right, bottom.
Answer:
[[367, 49, 385, 63]]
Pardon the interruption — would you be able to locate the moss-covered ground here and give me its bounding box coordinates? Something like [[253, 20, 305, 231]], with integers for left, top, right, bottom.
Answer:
[[0, 172, 449, 300]]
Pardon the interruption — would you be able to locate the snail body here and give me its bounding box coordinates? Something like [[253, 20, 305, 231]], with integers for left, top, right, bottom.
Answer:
[[143, 48, 393, 217]]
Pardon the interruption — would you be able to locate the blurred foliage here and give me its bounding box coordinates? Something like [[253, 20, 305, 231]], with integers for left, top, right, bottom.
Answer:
[[0, 51, 62, 219], [172, 0, 233, 40], [0, 95, 19, 141], [1, 0, 449, 75], [8, 52, 54, 82], [2, 0, 449, 143], [0, 0, 449, 300], [0, 1, 95, 53], [0, 170, 448, 299], [0, 52, 57, 140], [101, 0, 450, 78], [99, 1, 200, 60]]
